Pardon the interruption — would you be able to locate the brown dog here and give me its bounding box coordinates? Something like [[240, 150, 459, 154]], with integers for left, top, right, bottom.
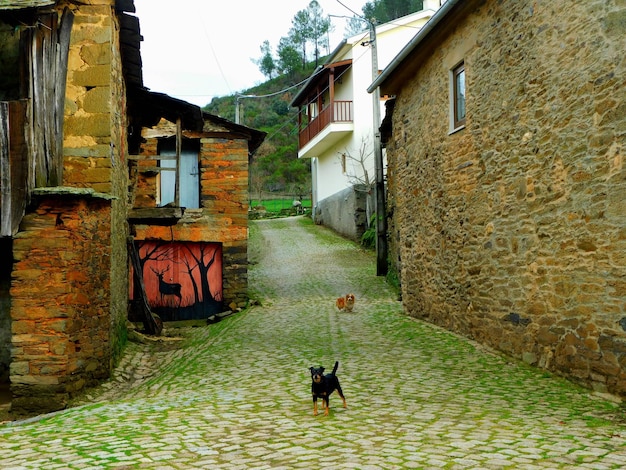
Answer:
[[336, 297, 346, 310], [344, 293, 355, 312]]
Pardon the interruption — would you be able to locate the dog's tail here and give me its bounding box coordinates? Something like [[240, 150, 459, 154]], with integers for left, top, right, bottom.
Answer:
[[331, 361, 339, 376]]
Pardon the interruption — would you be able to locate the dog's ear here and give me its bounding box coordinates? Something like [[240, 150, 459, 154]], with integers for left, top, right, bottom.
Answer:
[[320, 367, 325, 373]]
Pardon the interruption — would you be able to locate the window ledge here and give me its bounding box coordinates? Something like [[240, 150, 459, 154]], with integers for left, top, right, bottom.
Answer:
[[448, 125, 466, 136]]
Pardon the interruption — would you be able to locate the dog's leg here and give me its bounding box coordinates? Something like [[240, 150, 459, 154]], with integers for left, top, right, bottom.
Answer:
[[323, 397, 330, 416], [336, 384, 347, 409], [313, 396, 318, 416]]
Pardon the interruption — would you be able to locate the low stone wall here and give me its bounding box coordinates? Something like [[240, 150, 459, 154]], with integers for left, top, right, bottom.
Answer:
[[314, 186, 368, 242], [10, 195, 113, 414]]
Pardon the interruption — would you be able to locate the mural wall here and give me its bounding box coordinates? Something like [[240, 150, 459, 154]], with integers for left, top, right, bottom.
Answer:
[[132, 241, 223, 321]]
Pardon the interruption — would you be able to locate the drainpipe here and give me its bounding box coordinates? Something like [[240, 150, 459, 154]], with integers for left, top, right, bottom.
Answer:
[[368, 20, 388, 276]]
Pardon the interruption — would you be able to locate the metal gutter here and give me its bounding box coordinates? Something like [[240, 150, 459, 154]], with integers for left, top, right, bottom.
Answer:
[[367, 0, 462, 93]]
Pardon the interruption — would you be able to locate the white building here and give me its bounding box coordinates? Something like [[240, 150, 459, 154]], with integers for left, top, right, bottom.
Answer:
[[291, 1, 442, 240]]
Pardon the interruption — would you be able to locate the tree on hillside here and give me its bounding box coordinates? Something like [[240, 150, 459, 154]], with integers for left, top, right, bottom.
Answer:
[[362, 0, 424, 24], [255, 40, 276, 80], [308, 0, 332, 66], [291, 8, 311, 68], [290, 1, 332, 67], [254, 1, 332, 77], [277, 36, 302, 77]]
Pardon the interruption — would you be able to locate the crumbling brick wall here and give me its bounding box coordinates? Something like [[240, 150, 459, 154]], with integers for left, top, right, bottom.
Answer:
[[386, 0, 626, 395], [11, 196, 113, 414]]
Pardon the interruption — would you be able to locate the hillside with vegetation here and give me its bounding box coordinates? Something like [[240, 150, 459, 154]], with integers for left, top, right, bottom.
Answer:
[[203, 68, 314, 203]]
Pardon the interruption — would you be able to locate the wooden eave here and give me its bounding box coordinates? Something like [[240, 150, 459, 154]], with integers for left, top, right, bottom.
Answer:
[[201, 111, 266, 156], [0, 0, 54, 9]]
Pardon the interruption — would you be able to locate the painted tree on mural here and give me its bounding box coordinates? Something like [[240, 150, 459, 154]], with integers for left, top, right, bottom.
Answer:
[[135, 241, 223, 320], [182, 244, 221, 304], [137, 242, 175, 272]]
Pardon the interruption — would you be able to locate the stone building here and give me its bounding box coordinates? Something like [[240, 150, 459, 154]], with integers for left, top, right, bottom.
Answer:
[[0, 0, 264, 414], [370, 0, 626, 395], [127, 97, 264, 323]]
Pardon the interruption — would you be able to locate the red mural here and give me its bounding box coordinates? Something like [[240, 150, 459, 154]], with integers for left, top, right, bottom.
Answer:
[[132, 241, 223, 321]]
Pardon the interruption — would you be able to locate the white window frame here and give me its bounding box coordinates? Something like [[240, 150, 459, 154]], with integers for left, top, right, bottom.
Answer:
[[449, 61, 466, 133]]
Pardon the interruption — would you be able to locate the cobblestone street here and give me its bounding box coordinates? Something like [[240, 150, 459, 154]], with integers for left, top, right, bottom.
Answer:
[[1, 216, 626, 469]]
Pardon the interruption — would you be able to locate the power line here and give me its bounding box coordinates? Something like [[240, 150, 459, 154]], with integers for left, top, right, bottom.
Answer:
[[197, 8, 232, 95], [335, 0, 363, 19], [237, 75, 313, 100]]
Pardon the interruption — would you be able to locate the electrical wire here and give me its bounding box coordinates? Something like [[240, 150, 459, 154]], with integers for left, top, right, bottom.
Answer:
[[237, 75, 313, 100], [197, 9, 233, 95], [335, 0, 364, 19]]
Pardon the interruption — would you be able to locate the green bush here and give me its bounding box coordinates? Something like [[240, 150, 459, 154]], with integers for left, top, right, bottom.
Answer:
[[360, 214, 377, 249]]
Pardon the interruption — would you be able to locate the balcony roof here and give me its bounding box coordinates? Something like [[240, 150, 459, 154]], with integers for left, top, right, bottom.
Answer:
[[290, 59, 352, 107]]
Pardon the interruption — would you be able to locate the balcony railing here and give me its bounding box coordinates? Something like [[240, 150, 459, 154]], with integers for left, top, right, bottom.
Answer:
[[298, 100, 353, 149]]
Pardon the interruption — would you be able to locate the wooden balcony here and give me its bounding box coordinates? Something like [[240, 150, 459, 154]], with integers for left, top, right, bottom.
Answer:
[[298, 100, 353, 149]]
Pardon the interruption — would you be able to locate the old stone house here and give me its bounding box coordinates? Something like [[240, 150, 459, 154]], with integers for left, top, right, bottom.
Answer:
[[370, 0, 626, 395], [0, 0, 264, 415], [127, 94, 264, 324]]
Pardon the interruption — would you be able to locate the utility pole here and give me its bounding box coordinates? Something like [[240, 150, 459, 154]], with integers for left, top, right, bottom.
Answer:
[[235, 95, 256, 125], [368, 20, 388, 276]]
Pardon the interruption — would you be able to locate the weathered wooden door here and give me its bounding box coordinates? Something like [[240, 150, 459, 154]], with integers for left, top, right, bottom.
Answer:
[[132, 241, 223, 321]]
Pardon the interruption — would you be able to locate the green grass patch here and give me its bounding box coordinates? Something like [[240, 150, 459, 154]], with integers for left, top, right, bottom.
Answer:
[[250, 198, 311, 212]]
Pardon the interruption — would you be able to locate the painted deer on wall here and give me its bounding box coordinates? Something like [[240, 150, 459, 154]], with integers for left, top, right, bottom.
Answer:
[[150, 265, 182, 306]]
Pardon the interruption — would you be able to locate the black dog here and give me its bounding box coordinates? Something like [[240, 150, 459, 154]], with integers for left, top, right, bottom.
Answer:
[[309, 361, 347, 416]]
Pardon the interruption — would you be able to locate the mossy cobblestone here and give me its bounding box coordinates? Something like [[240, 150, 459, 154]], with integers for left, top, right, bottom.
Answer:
[[1, 217, 626, 468]]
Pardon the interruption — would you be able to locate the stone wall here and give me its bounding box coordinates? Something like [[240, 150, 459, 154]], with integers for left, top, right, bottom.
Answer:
[[386, 0, 626, 395], [7, 1, 129, 413], [10, 196, 113, 414], [63, 2, 129, 364], [314, 186, 369, 242], [200, 137, 250, 309]]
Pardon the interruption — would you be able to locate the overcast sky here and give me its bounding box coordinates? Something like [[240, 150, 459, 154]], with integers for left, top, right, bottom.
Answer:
[[133, 0, 368, 108]]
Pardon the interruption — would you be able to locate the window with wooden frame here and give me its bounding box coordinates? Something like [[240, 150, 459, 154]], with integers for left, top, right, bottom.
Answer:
[[157, 137, 200, 209], [453, 62, 466, 129]]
